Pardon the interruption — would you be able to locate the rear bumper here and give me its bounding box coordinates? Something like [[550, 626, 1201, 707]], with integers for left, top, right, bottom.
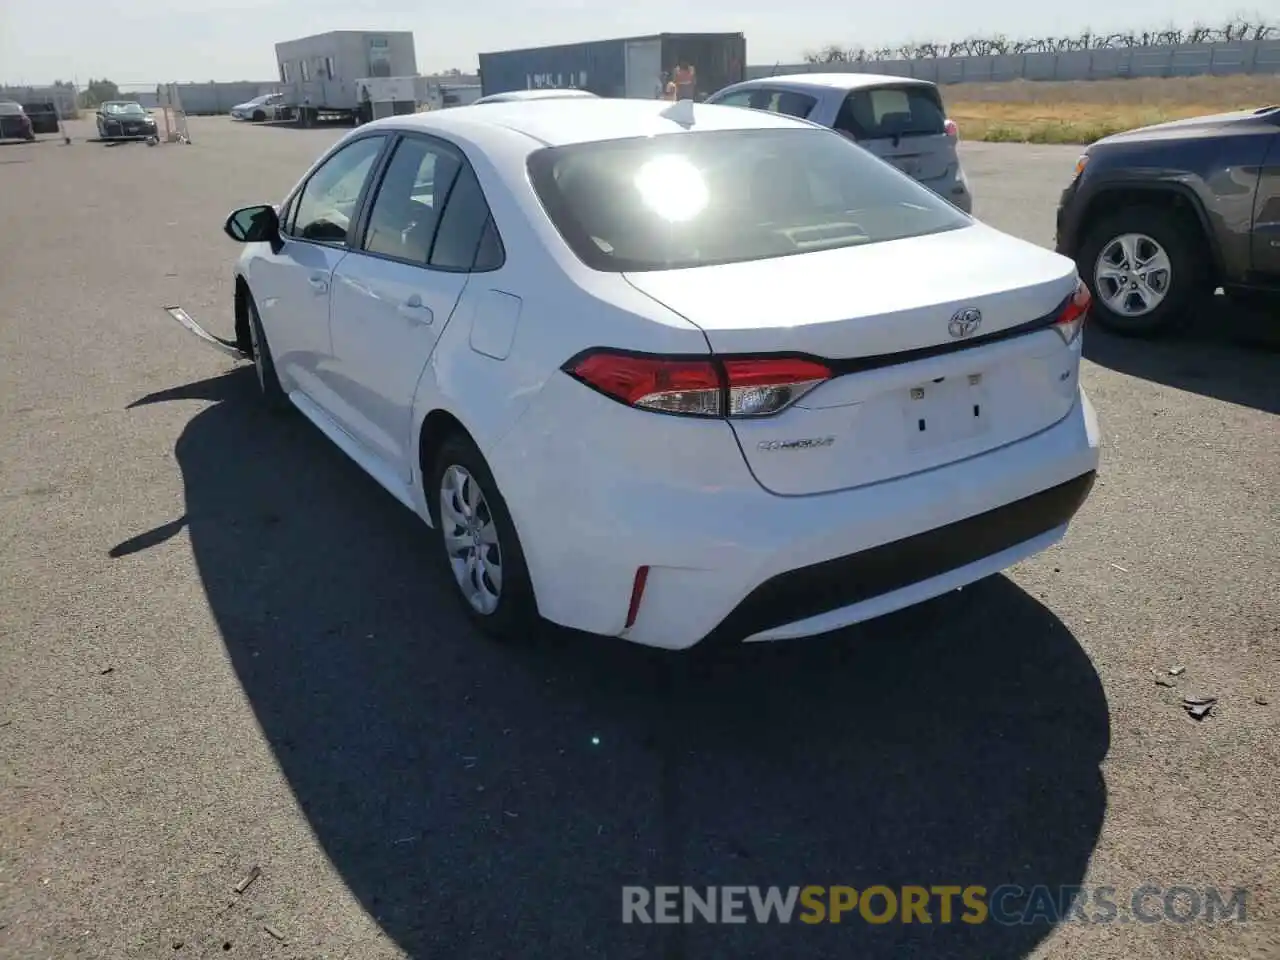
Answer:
[[922, 169, 972, 213], [704, 470, 1093, 645], [507, 382, 1101, 650], [0, 120, 33, 139]]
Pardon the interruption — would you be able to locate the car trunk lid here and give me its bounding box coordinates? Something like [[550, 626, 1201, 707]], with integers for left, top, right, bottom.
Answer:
[[623, 223, 1084, 495]]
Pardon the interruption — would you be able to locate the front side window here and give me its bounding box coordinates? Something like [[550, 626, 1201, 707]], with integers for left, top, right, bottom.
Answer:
[[300, 59, 311, 82], [290, 136, 386, 244], [528, 127, 970, 273]]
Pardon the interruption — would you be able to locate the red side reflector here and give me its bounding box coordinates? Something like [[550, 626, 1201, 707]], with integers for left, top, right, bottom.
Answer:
[[625, 566, 650, 629]]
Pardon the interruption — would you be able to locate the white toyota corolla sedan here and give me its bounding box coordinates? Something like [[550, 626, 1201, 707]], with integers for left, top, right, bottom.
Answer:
[[217, 98, 1100, 650]]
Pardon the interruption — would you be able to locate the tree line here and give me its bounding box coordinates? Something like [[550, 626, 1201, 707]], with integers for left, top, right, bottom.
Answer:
[[804, 17, 1279, 63]]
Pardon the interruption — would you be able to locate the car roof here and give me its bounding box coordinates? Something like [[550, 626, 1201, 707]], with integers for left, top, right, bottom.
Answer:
[[364, 97, 815, 149], [476, 89, 598, 103], [0, 101, 24, 113], [724, 73, 936, 92]]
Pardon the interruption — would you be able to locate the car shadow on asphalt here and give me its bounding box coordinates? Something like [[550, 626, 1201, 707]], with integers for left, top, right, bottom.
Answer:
[[1084, 294, 1280, 415], [119, 366, 1111, 960]]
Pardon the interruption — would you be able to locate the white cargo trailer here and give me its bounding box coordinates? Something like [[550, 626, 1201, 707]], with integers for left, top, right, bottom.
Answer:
[[275, 30, 417, 125]]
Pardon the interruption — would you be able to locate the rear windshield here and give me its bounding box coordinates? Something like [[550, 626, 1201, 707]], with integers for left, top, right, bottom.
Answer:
[[834, 85, 946, 140], [527, 127, 970, 273]]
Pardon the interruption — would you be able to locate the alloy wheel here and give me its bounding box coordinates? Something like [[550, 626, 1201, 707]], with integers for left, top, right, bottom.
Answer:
[[439, 464, 503, 615], [1094, 232, 1172, 318]]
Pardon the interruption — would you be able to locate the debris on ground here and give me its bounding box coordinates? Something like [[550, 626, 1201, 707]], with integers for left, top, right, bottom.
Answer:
[[233, 865, 261, 894], [1154, 677, 1176, 688], [1182, 695, 1217, 721], [1110, 563, 1129, 573], [99, 667, 114, 675], [1169, 665, 1186, 676], [263, 924, 286, 942], [1256, 695, 1269, 706]]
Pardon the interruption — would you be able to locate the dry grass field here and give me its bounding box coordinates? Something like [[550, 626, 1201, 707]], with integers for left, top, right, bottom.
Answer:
[[946, 74, 1280, 143]]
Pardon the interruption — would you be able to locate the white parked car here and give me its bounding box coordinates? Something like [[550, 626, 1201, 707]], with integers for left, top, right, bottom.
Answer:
[[214, 98, 1099, 650], [231, 93, 286, 122], [706, 74, 974, 212]]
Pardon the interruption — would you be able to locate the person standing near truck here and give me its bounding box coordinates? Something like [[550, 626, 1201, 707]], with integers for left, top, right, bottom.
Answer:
[[672, 63, 696, 100]]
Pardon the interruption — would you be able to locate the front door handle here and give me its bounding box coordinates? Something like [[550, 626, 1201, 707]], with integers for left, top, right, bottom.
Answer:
[[308, 273, 328, 294]]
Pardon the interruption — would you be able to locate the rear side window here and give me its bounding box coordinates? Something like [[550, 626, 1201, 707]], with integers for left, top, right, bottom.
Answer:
[[527, 128, 969, 273], [712, 87, 816, 120], [429, 165, 501, 271], [834, 85, 946, 140]]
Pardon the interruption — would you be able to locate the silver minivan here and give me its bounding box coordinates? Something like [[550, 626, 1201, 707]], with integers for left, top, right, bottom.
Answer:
[[705, 73, 973, 212]]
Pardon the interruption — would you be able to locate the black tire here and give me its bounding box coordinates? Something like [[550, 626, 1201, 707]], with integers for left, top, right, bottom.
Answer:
[[245, 296, 289, 412], [1076, 204, 1209, 337], [430, 433, 537, 641], [251, 110, 265, 122]]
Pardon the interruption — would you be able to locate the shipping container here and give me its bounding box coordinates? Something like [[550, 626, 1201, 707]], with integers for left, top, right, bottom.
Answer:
[[478, 33, 746, 101], [275, 30, 417, 123], [170, 81, 279, 116]]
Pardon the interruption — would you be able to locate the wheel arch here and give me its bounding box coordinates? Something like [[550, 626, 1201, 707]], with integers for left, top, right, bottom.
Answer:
[[417, 408, 471, 524], [1076, 182, 1223, 284]]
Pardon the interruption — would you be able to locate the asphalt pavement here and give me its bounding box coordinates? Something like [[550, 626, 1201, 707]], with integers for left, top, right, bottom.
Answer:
[[0, 118, 1277, 960]]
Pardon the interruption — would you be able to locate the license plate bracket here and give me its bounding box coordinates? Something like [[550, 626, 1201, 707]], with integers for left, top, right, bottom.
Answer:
[[905, 375, 989, 450]]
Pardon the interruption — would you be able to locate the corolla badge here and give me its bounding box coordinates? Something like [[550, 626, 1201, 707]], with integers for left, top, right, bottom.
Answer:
[[948, 307, 982, 339], [757, 437, 835, 452]]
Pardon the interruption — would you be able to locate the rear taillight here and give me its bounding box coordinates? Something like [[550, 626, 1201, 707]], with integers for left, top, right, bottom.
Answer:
[[1054, 280, 1091, 344], [564, 349, 832, 418], [944, 118, 959, 139]]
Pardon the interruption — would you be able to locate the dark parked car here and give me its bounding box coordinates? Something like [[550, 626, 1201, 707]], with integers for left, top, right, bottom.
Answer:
[[21, 101, 60, 134], [1056, 105, 1280, 336], [0, 101, 35, 141], [96, 100, 158, 141]]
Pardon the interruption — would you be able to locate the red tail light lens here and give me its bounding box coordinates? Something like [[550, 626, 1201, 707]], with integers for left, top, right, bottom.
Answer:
[[564, 350, 832, 418], [1054, 279, 1091, 344], [944, 118, 959, 139]]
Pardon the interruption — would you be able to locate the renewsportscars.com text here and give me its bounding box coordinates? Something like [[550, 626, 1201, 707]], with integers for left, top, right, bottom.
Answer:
[[622, 885, 1248, 925]]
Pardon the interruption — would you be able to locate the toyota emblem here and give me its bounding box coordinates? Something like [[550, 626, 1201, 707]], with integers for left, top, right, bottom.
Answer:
[[948, 307, 982, 339]]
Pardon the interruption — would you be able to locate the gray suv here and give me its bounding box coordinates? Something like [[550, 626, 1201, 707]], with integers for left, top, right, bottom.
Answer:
[[705, 73, 973, 213]]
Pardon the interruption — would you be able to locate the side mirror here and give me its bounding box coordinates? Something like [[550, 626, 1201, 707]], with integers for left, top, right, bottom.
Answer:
[[224, 204, 281, 250]]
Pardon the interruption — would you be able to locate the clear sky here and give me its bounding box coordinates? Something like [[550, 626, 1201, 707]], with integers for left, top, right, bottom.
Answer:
[[0, 0, 1255, 87]]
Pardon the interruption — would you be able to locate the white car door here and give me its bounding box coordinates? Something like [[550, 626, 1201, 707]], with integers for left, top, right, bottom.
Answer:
[[327, 132, 502, 480], [253, 134, 389, 408]]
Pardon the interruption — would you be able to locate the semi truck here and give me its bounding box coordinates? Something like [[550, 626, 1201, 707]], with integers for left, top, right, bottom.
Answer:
[[275, 30, 417, 125], [478, 33, 746, 101]]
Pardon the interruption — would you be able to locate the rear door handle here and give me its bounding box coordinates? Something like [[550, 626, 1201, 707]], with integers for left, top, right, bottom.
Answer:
[[397, 294, 433, 324], [308, 273, 328, 294]]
